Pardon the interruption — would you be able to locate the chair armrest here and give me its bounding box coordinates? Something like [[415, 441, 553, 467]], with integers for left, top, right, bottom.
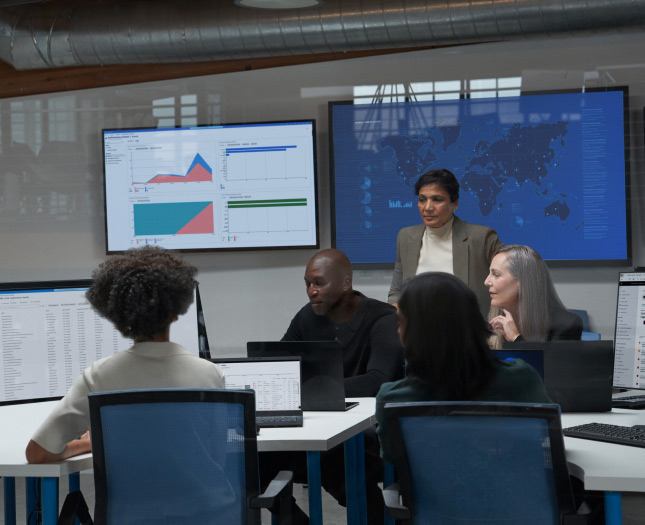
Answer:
[[382, 483, 411, 520], [250, 470, 294, 513], [562, 500, 593, 524], [57, 490, 93, 525]]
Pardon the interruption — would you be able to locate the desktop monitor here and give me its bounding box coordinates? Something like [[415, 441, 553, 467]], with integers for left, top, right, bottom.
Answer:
[[103, 120, 319, 253], [613, 271, 645, 390], [0, 280, 202, 406]]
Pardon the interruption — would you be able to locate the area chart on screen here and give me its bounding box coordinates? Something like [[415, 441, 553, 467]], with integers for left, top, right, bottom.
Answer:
[[133, 153, 213, 184], [133, 202, 215, 236]]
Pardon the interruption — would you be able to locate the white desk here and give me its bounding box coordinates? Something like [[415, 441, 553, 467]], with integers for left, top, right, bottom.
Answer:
[[1, 398, 376, 525], [258, 397, 376, 452], [0, 401, 92, 525], [562, 408, 645, 525], [257, 397, 376, 525]]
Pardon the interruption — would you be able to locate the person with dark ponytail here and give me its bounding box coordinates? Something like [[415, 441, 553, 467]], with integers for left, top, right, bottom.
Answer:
[[375, 272, 551, 462], [26, 246, 224, 463]]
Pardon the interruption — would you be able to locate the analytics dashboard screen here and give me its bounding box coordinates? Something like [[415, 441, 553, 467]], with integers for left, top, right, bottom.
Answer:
[[103, 121, 318, 253], [614, 272, 645, 389]]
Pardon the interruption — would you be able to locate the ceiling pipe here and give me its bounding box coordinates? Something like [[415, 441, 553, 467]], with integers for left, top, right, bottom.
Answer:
[[0, 0, 643, 70]]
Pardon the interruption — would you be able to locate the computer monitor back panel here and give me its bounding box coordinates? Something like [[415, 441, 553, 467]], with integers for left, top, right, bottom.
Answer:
[[544, 340, 613, 412], [614, 272, 645, 389], [0, 280, 199, 405], [500, 340, 613, 412]]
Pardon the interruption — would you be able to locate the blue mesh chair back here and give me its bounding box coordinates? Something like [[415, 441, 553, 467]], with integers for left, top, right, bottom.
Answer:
[[384, 402, 577, 525], [89, 389, 259, 525]]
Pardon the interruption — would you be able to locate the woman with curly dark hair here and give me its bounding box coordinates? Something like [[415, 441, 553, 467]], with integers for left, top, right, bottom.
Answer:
[[26, 246, 224, 463]]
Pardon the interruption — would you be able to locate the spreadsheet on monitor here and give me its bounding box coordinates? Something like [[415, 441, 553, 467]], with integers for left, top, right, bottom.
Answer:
[[0, 280, 199, 405], [614, 272, 645, 389]]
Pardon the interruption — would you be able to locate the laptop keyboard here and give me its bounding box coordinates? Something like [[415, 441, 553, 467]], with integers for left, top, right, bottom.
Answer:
[[256, 414, 303, 428], [612, 394, 645, 409], [563, 422, 645, 448]]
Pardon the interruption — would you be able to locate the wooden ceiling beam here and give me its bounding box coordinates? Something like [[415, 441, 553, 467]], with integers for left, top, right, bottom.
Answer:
[[0, 47, 433, 99]]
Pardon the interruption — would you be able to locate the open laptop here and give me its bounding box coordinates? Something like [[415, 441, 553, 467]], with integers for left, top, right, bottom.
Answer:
[[494, 343, 545, 378], [498, 340, 614, 412], [247, 341, 359, 411], [211, 356, 303, 427], [612, 271, 645, 408]]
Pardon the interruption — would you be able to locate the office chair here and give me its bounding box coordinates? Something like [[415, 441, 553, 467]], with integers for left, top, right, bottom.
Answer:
[[381, 402, 591, 525], [568, 309, 601, 341], [57, 388, 293, 525]]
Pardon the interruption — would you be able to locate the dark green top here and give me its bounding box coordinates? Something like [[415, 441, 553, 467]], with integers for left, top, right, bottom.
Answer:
[[375, 358, 552, 462]]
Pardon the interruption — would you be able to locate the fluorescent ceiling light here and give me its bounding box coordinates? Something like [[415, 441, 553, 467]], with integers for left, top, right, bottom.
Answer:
[[235, 0, 321, 8]]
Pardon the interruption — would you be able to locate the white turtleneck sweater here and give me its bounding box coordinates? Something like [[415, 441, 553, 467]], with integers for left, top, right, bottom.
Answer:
[[415, 217, 454, 276]]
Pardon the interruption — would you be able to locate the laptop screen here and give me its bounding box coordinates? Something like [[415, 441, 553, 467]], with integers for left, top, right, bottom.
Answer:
[[495, 344, 545, 378], [214, 357, 302, 412], [614, 271, 645, 389], [247, 341, 348, 411]]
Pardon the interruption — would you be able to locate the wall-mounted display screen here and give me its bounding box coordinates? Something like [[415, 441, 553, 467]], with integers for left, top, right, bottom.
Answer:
[[103, 120, 319, 253], [330, 88, 630, 266]]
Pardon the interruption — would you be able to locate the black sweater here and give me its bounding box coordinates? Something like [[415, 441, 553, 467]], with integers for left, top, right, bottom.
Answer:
[[282, 291, 404, 397]]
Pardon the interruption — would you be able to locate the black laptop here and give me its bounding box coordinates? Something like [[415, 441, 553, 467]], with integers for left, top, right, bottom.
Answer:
[[211, 356, 303, 427], [247, 341, 359, 411], [498, 340, 614, 412]]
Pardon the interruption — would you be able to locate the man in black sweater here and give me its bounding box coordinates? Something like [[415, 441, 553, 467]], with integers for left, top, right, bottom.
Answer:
[[261, 249, 404, 525], [282, 248, 404, 397]]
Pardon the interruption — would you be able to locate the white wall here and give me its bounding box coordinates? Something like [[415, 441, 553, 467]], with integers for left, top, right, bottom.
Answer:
[[1, 30, 644, 353]]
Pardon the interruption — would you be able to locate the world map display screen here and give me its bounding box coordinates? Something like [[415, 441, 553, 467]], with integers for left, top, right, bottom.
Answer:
[[330, 89, 629, 265]]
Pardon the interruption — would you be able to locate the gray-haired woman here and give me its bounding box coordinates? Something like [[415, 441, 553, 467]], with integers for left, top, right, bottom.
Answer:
[[485, 244, 582, 348]]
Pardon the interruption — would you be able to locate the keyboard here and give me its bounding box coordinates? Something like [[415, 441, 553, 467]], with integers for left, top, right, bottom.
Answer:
[[612, 394, 645, 409], [563, 422, 645, 448], [256, 414, 303, 428]]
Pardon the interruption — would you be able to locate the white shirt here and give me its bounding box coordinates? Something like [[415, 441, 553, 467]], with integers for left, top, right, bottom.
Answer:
[[416, 217, 454, 275], [31, 341, 224, 453]]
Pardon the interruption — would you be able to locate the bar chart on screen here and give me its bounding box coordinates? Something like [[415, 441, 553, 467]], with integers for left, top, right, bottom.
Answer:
[[220, 142, 307, 182], [225, 197, 308, 235]]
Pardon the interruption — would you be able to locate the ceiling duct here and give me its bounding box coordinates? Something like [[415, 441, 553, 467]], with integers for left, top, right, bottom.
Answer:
[[0, 0, 643, 70]]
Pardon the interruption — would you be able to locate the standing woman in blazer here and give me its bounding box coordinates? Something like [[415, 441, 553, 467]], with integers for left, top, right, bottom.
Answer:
[[388, 168, 504, 317]]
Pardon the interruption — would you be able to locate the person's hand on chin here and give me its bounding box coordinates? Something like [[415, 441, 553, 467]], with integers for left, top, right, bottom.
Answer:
[[489, 308, 520, 342]]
